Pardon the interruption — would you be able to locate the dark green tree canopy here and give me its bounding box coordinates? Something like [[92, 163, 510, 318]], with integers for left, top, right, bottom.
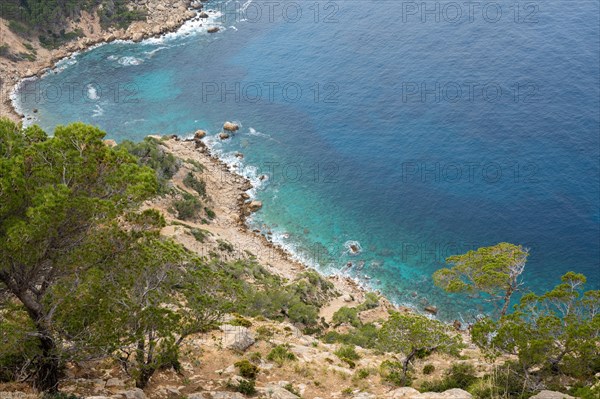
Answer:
[[433, 242, 529, 316], [0, 120, 157, 391]]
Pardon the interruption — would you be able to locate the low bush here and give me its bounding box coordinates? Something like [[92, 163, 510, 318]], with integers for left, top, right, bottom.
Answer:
[[422, 364, 435, 375], [332, 306, 361, 327], [173, 193, 202, 220], [183, 172, 206, 197], [420, 363, 477, 392], [234, 359, 259, 379], [379, 360, 411, 387], [267, 344, 297, 366]]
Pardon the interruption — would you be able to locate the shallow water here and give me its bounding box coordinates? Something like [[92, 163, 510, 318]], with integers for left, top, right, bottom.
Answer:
[[15, 0, 600, 319]]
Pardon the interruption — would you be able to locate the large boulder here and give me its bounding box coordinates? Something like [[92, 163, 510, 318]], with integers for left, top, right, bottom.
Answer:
[[194, 130, 207, 139], [223, 121, 239, 131], [220, 324, 255, 351], [529, 391, 575, 399]]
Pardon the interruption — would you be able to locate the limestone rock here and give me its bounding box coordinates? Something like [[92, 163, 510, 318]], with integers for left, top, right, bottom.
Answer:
[[207, 27, 220, 33], [259, 384, 300, 399], [223, 121, 239, 131], [219, 132, 230, 140], [353, 393, 376, 399], [119, 388, 146, 399], [105, 378, 126, 388], [529, 391, 575, 399], [385, 387, 421, 398], [219, 324, 255, 351], [199, 12, 209, 18], [413, 388, 472, 399]]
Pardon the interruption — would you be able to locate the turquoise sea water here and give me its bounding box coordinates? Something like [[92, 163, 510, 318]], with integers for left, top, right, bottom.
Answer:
[[14, 0, 600, 319]]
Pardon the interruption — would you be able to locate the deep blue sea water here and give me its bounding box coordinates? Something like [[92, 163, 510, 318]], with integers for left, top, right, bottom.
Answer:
[[15, 0, 600, 319]]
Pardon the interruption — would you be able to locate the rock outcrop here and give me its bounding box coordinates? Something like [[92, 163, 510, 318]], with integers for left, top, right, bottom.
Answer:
[[529, 391, 576, 399], [219, 324, 255, 351], [223, 122, 239, 132]]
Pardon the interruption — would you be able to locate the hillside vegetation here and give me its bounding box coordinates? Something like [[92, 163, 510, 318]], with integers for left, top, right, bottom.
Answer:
[[1, 0, 145, 48], [0, 119, 598, 399]]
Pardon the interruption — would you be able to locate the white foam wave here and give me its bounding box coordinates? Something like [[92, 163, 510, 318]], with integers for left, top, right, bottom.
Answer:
[[92, 104, 104, 118], [118, 56, 144, 66], [142, 9, 225, 45], [87, 84, 99, 100]]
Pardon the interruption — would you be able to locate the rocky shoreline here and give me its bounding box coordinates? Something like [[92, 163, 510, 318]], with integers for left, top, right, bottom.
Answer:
[[0, 0, 206, 122], [152, 134, 402, 318]]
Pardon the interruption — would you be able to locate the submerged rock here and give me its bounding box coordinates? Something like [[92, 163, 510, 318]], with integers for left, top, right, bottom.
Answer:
[[207, 26, 220, 33], [424, 306, 438, 315]]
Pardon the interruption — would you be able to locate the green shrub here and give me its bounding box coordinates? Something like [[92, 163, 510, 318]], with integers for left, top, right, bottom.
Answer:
[[287, 301, 319, 326], [422, 364, 435, 375], [332, 306, 361, 327], [335, 345, 361, 361], [173, 193, 202, 220], [379, 360, 411, 387], [232, 378, 256, 395], [357, 292, 379, 311], [256, 326, 274, 340], [355, 368, 371, 379], [234, 359, 259, 380], [217, 239, 234, 252], [204, 207, 216, 219], [190, 228, 211, 242], [420, 363, 477, 392], [183, 172, 206, 197], [267, 344, 297, 366], [322, 323, 380, 349], [283, 383, 301, 396], [118, 137, 180, 192], [230, 316, 252, 327]]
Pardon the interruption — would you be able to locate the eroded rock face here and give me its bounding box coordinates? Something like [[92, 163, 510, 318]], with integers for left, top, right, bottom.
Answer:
[[219, 324, 255, 351], [529, 391, 575, 399]]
